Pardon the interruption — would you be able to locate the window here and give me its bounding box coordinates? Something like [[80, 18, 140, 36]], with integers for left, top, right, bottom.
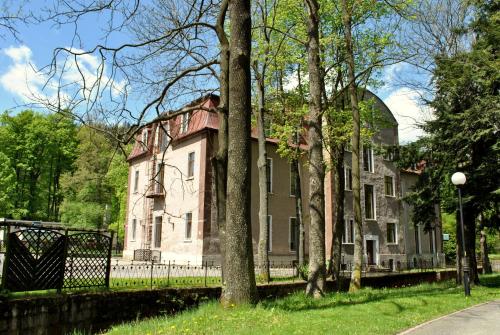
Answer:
[[267, 215, 272, 252], [289, 217, 297, 251], [160, 122, 170, 151], [155, 163, 164, 193], [363, 145, 374, 172], [131, 219, 137, 240], [290, 163, 298, 196], [187, 152, 195, 178], [154, 216, 162, 248], [364, 184, 376, 219], [134, 171, 139, 192], [142, 130, 149, 148], [155, 126, 160, 149], [430, 228, 436, 254], [266, 158, 273, 193], [387, 222, 397, 244], [185, 212, 193, 240], [181, 112, 190, 133], [342, 219, 354, 244], [384, 176, 394, 196], [383, 146, 396, 161], [344, 167, 352, 190], [415, 225, 421, 254]]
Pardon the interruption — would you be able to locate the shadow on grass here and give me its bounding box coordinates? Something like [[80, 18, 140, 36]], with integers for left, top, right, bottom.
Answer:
[[262, 273, 500, 313]]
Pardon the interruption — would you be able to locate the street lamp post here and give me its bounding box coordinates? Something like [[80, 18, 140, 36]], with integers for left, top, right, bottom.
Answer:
[[451, 172, 471, 297]]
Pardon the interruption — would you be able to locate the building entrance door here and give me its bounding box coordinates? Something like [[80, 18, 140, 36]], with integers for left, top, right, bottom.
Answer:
[[366, 240, 375, 265]]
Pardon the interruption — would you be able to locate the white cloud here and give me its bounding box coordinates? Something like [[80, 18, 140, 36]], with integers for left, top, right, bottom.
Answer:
[[383, 88, 433, 144], [4, 45, 32, 63], [0, 45, 127, 109], [1, 45, 46, 100]]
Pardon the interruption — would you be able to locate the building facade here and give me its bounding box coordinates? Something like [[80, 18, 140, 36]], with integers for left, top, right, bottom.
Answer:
[[123, 93, 445, 268]]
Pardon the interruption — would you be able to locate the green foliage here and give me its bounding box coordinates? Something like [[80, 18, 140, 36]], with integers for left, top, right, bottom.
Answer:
[[0, 110, 78, 220], [0, 152, 15, 216], [60, 201, 105, 229], [398, 2, 499, 234], [60, 126, 130, 232], [441, 212, 457, 263]]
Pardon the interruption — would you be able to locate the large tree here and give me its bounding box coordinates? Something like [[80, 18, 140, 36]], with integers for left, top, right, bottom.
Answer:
[[221, 0, 257, 305], [403, 0, 499, 284]]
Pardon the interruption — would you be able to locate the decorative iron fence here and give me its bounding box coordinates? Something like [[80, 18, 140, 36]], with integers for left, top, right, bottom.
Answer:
[[0, 219, 112, 293], [338, 257, 444, 278], [109, 260, 299, 289]]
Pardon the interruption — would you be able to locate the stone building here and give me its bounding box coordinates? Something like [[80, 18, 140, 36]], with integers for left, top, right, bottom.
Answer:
[[123, 93, 445, 268]]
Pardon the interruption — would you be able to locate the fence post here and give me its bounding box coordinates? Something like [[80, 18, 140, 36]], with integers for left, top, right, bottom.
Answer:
[[204, 261, 208, 287], [150, 258, 154, 289], [167, 260, 171, 287], [1, 224, 10, 289], [105, 231, 114, 289], [58, 229, 69, 293]]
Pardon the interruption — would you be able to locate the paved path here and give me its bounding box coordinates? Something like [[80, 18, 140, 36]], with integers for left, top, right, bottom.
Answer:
[[400, 300, 500, 335]]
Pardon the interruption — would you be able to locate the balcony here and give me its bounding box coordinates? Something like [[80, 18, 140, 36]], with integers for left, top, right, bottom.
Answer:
[[146, 182, 165, 198]]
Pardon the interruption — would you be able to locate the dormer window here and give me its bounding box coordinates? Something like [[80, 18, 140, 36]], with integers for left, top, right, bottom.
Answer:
[[142, 130, 149, 149], [181, 113, 190, 133]]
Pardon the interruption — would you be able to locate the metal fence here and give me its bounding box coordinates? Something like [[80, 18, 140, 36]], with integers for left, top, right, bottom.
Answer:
[[338, 257, 444, 278], [109, 260, 298, 289]]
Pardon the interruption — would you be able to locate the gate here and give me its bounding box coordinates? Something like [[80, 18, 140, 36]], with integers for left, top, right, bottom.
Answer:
[[3, 228, 66, 292], [1, 219, 113, 293]]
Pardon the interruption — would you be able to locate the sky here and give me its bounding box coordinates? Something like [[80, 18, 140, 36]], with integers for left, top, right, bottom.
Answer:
[[0, 3, 431, 144]]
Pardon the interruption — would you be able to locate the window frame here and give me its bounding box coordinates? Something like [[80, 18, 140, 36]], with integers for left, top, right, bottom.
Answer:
[[344, 166, 352, 191], [181, 112, 190, 133], [185, 212, 193, 241], [384, 175, 395, 197], [187, 151, 195, 179], [386, 222, 398, 245], [364, 184, 376, 220], [160, 122, 170, 151], [342, 218, 355, 245], [134, 170, 139, 193], [131, 218, 137, 241], [289, 217, 297, 252], [154, 216, 162, 248], [363, 145, 374, 173]]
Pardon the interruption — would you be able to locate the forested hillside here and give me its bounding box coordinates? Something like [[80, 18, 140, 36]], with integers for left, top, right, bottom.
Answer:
[[0, 110, 129, 244]]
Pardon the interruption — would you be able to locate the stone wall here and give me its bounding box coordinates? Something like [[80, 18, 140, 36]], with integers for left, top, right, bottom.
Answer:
[[0, 270, 457, 335]]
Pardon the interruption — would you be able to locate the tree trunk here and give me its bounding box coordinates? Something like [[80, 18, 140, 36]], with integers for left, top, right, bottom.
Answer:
[[341, 0, 363, 292], [331, 145, 345, 290], [256, 76, 270, 282], [304, 0, 326, 298], [221, 0, 257, 305], [292, 146, 305, 268], [463, 207, 479, 284], [480, 230, 492, 274], [214, 0, 229, 279]]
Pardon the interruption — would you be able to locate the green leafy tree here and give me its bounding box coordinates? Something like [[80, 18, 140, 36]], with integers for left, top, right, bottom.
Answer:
[[0, 152, 15, 216], [401, 0, 499, 284]]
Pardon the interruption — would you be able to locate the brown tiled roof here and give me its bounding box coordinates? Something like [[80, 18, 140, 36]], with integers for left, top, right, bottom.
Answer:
[[127, 94, 308, 162]]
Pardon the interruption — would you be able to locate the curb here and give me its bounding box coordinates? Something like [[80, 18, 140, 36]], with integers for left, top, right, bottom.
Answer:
[[397, 300, 500, 334]]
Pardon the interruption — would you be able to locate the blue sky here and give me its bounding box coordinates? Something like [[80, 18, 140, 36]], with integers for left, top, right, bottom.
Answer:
[[0, 4, 431, 144]]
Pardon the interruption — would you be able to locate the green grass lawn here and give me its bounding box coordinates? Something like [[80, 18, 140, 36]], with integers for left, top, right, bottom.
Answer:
[[489, 254, 500, 260], [105, 274, 500, 335]]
